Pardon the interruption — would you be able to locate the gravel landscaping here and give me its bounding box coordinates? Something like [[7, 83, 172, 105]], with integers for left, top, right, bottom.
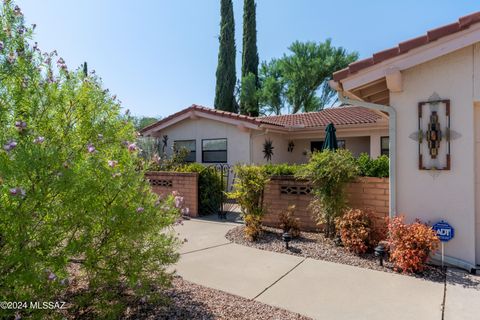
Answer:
[[124, 276, 310, 320], [226, 225, 445, 282]]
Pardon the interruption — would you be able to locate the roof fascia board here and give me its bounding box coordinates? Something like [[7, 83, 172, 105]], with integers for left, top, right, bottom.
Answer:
[[143, 110, 261, 135], [341, 23, 480, 91]]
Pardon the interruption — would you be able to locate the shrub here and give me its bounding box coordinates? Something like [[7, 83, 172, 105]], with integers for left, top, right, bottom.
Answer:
[[387, 216, 440, 273], [357, 153, 389, 178], [0, 3, 179, 318], [279, 205, 300, 238], [229, 165, 269, 240], [244, 214, 263, 241], [336, 208, 385, 254], [296, 150, 359, 237], [262, 163, 303, 176], [176, 163, 223, 215]]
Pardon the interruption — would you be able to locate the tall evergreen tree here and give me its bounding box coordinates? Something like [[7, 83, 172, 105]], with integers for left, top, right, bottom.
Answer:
[[214, 0, 237, 112], [240, 0, 259, 116]]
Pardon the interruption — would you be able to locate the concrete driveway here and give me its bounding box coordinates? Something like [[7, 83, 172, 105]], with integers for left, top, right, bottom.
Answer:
[[172, 216, 480, 320]]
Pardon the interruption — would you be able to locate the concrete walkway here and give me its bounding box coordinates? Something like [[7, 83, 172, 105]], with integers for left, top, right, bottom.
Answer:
[[172, 216, 480, 320]]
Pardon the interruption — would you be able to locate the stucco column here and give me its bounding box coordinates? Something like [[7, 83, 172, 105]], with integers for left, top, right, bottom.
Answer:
[[369, 134, 381, 158]]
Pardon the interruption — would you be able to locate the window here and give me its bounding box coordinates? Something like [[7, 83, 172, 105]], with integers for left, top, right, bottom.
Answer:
[[202, 138, 227, 163], [174, 140, 196, 162], [310, 141, 323, 152], [381, 136, 389, 156], [311, 140, 345, 152]]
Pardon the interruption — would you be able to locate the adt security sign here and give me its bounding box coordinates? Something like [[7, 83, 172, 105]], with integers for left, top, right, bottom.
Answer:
[[433, 221, 454, 242]]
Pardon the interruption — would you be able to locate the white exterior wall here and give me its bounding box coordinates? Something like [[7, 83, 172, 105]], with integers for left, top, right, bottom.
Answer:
[[390, 46, 477, 265], [153, 117, 252, 165]]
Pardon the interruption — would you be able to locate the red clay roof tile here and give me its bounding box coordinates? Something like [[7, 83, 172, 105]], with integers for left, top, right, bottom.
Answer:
[[140, 105, 384, 134], [333, 11, 480, 82]]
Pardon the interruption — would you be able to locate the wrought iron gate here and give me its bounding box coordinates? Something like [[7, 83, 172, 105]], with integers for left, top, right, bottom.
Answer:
[[200, 164, 236, 219]]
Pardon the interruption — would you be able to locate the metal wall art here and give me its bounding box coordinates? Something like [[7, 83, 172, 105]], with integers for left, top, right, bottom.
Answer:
[[417, 97, 450, 170]]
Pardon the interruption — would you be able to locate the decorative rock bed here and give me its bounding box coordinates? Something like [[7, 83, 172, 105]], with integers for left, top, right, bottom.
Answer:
[[226, 225, 445, 283], [124, 276, 310, 320]]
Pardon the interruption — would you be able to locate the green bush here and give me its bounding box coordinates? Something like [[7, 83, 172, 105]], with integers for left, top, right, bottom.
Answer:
[[229, 165, 269, 240], [176, 163, 223, 215], [357, 153, 389, 178], [0, 2, 179, 318], [296, 150, 359, 237], [262, 163, 304, 176]]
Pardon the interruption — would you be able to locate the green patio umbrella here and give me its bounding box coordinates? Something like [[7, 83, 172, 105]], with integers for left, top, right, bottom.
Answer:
[[322, 123, 338, 151]]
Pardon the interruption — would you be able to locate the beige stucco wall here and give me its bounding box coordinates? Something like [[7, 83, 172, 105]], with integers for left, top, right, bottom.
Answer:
[[390, 45, 477, 265], [153, 117, 252, 165], [251, 128, 387, 165]]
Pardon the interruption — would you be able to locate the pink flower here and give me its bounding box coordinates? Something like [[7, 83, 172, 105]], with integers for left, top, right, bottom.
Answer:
[[9, 188, 25, 197], [107, 160, 117, 168], [136, 207, 144, 213], [174, 196, 184, 209], [3, 140, 17, 152], [87, 144, 96, 153], [127, 143, 137, 152], [47, 272, 56, 281], [33, 136, 45, 144]]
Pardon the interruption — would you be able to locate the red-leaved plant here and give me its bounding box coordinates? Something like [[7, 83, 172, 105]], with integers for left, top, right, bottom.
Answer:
[[336, 208, 386, 254], [387, 216, 440, 273]]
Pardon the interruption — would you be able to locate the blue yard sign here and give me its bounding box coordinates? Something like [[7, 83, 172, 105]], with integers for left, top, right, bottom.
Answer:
[[433, 221, 454, 242]]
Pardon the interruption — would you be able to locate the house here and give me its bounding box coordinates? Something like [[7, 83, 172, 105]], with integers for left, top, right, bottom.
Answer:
[[140, 104, 389, 165], [330, 12, 480, 271]]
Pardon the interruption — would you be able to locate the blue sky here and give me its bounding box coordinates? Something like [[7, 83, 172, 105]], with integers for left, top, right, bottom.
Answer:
[[16, 1, 479, 118]]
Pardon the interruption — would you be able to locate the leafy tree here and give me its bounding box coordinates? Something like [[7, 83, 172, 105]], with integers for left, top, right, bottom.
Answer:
[[214, 0, 237, 112], [132, 115, 159, 131], [0, 2, 179, 318], [258, 59, 285, 115], [240, 0, 259, 116], [261, 40, 358, 114]]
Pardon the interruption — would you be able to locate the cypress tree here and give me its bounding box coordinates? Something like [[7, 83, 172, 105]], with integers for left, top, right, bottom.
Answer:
[[240, 0, 259, 116], [214, 0, 237, 113]]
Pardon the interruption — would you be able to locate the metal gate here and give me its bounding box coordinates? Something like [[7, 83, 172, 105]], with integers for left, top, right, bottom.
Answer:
[[200, 164, 236, 219]]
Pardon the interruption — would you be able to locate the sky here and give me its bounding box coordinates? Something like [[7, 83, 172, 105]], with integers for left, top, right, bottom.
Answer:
[[16, 0, 480, 118]]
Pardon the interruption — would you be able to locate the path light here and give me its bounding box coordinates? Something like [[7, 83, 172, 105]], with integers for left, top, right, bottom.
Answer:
[[282, 232, 292, 250], [374, 244, 386, 266]]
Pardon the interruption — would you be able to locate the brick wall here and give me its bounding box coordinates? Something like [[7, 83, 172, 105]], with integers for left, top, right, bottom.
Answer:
[[262, 176, 389, 231], [145, 171, 199, 217]]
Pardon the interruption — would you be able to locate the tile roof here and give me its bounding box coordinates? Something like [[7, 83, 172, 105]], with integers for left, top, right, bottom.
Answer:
[[140, 104, 384, 134], [259, 106, 383, 128], [333, 11, 480, 81], [140, 104, 262, 133]]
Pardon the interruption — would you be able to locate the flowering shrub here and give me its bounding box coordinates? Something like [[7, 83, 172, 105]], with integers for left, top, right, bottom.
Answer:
[[387, 216, 440, 273], [336, 208, 385, 254], [279, 205, 300, 238], [0, 2, 179, 318]]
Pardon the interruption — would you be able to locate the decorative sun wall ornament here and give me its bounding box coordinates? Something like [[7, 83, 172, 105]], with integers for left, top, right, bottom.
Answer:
[[263, 139, 274, 161], [408, 93, 460, 171], [287, 140, 295, 152]]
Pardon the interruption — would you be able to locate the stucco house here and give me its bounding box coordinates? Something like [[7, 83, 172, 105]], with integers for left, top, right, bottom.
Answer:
[[330, 11, 480, 271], [140, 104, 389, 165]]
